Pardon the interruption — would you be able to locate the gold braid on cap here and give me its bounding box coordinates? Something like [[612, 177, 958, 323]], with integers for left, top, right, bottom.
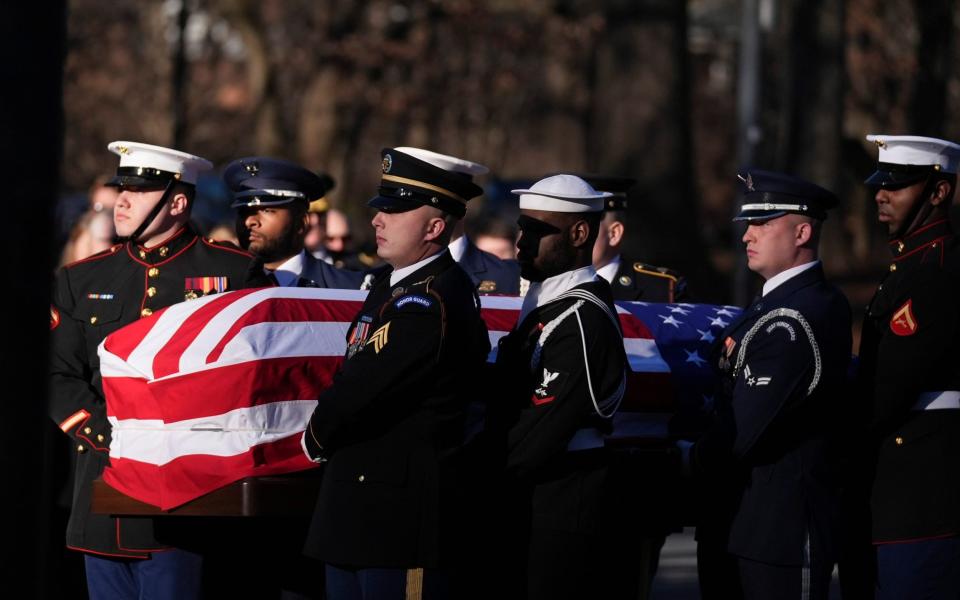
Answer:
[[381, 174, 466, 204]]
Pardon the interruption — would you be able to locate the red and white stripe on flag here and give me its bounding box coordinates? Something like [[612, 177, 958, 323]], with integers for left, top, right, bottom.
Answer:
[[99, 287, 675, 510]]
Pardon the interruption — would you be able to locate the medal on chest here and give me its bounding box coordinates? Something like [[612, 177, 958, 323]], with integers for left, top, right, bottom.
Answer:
[[346, 315, 374, 359]]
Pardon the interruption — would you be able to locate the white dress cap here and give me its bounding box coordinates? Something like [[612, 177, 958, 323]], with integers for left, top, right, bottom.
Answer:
[[865, 134, 960, 174], [107, 141, 214, 185], [512, 174, 612, 213], [393, 146, 489, 177]]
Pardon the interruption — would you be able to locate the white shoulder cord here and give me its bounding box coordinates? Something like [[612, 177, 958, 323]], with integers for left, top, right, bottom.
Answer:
[[574, 307, 625, 418], [733, 307, 822, 396]]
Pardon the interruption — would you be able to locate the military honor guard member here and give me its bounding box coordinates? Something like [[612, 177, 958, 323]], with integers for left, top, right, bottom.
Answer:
[[588, 174, 688, 302], [390, 147, 521, 295], [680, 170, 852, 600], [48, 141, 265, 599], [857, 135, 960, 599], [225, 156, 364, 289], [300, 148, 491, 599], [491, 175, 627, 600], [586, 173, 689, 600]]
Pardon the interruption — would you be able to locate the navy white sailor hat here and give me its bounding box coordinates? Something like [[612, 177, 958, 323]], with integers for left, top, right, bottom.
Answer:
[[512, 174, 611, 213], [224, 157, 333, 209], [106, 141, 213, 188], [733, 169, 838, 222], [369, 148, 485, 218], [579, 174, 637, 212], [864, 134, 960, 188]]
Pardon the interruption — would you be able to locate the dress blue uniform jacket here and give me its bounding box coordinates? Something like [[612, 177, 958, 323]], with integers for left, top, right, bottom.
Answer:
[[457, 238, 520, 295], [298, 251, 364, 289], [693, 263, 852, 566]]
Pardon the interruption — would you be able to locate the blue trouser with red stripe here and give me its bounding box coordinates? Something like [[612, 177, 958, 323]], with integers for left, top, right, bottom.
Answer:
[[876, 536, 960, 600]]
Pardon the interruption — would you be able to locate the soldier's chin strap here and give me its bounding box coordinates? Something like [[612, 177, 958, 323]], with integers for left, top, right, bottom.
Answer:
[[121, 179, 178, 245], [894, 173, 941, 240]]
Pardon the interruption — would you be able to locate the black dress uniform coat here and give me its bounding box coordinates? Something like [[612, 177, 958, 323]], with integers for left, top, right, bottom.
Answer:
[[303, 250, 490, 568], [48, 225, 264, 558], [692, 263, 851, 567], [857, 218, 960, 543], [609, 255, 688, 303], [495, 278, 626, 532], [457, 237, 521, 295]]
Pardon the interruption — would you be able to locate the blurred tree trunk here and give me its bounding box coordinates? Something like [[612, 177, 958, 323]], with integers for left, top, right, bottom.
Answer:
[[767, 0, 847, 270], [215, 0, 283, 155], [910, 0, 954, 135]]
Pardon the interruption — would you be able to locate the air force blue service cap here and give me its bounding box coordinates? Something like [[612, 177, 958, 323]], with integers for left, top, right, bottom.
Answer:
[[224, 157, 333, 209], [369, 148, 486, 218], [512, 174, 611, 213], [864, 134, 960, 189], [106, 141, 213, 188], [733, 169, 838, 222]]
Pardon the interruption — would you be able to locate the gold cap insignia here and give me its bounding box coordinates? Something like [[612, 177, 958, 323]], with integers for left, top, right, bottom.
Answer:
[[382, 154, 393, 173]]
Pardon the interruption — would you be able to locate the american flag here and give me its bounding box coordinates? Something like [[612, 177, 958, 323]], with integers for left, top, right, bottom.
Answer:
[[99, 287, 740, 510]]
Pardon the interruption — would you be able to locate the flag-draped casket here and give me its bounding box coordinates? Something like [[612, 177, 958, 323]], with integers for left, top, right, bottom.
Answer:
[[98, 287, 739, 510]]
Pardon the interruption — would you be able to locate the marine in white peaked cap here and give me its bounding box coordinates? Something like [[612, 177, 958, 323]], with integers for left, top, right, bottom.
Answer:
[[105, 141, 213, 244]]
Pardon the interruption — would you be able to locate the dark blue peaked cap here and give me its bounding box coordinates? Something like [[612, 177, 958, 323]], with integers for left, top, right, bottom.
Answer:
[[733, 169, 839, 222], [370, 148, 483, 218], [224, 157, 333, 209]]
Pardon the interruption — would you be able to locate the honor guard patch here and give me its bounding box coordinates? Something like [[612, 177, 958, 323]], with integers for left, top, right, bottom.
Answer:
[[367, 322, 391, 354], [50, 306, 60, 330], [890, 299, 917, 336], [395, 295, 433, 309], [478, 280, 497, 293]]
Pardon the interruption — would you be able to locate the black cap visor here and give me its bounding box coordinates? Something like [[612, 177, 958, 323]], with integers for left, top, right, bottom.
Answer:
[[368, 184, 466, 217], [106, 166, 180, 189], [368, 193, 422, 214], [864, 163, 936, 189]]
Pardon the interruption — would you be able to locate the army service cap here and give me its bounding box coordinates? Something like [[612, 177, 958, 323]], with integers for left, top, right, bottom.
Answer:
[[224, 157, 333, 209], [106, 141, 213, 188], [864, 134, 960, 189], [733, 169, 838, 222], [369, 148, 485, 218], [579, 174, 637, 212]]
